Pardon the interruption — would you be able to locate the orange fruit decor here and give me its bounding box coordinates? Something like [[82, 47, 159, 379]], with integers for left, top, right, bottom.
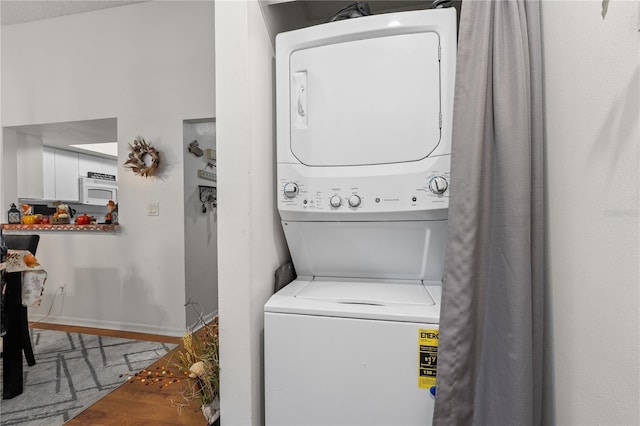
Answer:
[[23, 253, 40, 268], [22, 215, 37, 224]]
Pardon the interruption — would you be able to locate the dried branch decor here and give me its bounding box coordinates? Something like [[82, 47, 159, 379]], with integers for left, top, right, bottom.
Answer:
[[124, 136, 160, 177]]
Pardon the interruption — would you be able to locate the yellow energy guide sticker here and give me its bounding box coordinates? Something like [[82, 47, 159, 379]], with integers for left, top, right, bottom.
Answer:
[[418, 328, 438, 389]]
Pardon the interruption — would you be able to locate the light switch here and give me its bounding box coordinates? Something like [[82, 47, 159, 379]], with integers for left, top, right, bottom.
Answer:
[[147, 202, 159, 216]]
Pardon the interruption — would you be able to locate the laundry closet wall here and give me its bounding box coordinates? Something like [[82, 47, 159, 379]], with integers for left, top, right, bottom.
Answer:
[[541, 2, 639, 424], [212, 0, 638, 424]]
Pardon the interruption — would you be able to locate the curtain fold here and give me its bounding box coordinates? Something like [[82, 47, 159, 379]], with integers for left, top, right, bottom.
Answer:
[[433, 1, 546, 425]]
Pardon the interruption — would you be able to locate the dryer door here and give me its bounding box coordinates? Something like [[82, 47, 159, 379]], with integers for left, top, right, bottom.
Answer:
[[289, 32, 441, 167]]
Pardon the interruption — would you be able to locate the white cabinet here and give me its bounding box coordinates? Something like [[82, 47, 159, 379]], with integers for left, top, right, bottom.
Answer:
[[42, 147, 79, 201], [78, 153, 118, 179], [102, 160, 118, 178], [78, 153, 101, 178], [16, 133, 45, 199], [53, 149, 80, 201], [43, 146, 56, 199], [41, 148, 117, 201]]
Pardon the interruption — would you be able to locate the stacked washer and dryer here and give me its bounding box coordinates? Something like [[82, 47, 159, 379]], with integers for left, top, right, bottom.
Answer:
[[265, 8, 457, 426]]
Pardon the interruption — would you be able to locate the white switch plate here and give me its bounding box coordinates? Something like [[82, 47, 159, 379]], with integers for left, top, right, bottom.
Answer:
[[147, 202, 159, 216]]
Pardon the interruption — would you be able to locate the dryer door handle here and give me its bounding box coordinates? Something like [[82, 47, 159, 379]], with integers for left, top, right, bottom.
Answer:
[[293, 71, 308, 129], [297, 87, 306, 116]]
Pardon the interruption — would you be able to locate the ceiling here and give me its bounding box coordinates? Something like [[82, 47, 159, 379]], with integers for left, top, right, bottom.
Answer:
[[1, 1, 146, 26]]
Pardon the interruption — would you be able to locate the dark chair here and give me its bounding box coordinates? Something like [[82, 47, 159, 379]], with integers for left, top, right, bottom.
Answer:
[[4, 234, 40, 367]]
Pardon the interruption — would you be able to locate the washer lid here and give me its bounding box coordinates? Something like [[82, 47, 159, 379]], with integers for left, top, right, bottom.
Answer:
[[265, 278, 441, 323], [296, 277, 434, 306], [282, 220, 448, 282]]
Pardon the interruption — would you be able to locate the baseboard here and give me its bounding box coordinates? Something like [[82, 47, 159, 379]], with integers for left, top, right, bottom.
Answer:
[[187, 309, 218, 332], [28, 314, 187, 337]]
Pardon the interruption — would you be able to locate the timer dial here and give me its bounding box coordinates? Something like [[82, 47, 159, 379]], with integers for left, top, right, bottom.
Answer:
[[283, 182, 299, 198], [348, 195, 361, 208], [428, 176, 449, 195]]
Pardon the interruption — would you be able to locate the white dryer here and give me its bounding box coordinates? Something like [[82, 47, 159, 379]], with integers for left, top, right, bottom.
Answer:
[[265, 8, 457, 426]]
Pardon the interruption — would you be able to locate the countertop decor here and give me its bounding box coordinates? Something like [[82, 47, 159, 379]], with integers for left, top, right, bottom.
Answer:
[[2, 224, 119, 232]]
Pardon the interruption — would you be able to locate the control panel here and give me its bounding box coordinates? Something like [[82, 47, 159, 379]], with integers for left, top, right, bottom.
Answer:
[[278, 169, 450, 214]]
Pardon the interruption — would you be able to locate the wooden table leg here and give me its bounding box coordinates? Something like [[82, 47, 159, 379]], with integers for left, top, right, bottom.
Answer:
[[3, 272, 24, 399]]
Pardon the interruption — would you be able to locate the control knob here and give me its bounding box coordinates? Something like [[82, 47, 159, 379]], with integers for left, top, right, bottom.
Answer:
[[348, 195, 361, 208], [330, 195, 342, 208], [283, 182, 299, 199], [428, 176, 449, 195]]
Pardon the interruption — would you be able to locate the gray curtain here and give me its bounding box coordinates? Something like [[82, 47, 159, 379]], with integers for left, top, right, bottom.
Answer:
[[433, 1, 546, 425]]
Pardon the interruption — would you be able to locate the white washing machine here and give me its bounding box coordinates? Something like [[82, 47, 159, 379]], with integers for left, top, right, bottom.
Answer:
[[265, 8, 457, 426]]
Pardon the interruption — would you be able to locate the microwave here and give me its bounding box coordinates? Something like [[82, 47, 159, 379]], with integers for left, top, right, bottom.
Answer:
[[79, 177, 118, 205]]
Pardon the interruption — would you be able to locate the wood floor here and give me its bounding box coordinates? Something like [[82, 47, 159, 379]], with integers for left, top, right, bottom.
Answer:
[[31, 322, 209, 426]]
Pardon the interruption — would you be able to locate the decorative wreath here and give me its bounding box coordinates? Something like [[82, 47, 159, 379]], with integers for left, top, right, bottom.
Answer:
[[124, 136, 160, 177]]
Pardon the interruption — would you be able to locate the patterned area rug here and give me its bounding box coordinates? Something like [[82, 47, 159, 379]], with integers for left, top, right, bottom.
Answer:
[[0, 328, 176, 425]]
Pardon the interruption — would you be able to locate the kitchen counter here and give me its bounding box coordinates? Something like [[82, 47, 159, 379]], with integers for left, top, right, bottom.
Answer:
[[2, 224, 119, 232]]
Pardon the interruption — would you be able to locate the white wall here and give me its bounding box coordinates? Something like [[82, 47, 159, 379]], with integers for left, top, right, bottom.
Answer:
[[215, 1, 289, 424], [541, 2, 639, 424], [0, 27, 2, 216], [1, 1, 215, 335], [1, 129, 18, 214]]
